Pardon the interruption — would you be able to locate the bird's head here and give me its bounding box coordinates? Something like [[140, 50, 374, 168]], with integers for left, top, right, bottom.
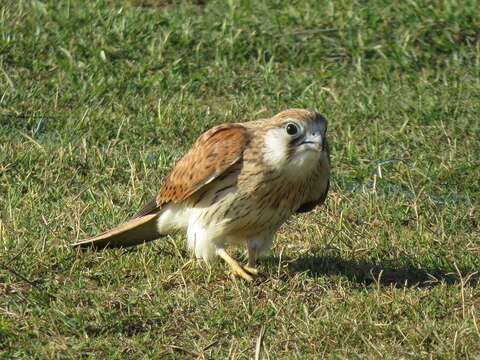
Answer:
[[263, 109, 328, 174]]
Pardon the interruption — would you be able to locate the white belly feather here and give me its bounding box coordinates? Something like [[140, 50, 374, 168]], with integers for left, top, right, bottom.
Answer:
[[155, 190, 281, 261], [155, 154, 329, 262]]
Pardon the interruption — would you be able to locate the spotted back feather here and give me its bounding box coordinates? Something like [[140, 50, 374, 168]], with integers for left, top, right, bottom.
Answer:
[[134, 124, 249, 217]]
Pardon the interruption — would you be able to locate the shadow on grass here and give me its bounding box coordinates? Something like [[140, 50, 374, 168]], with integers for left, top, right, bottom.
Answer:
[[265, 253, 478, 288]]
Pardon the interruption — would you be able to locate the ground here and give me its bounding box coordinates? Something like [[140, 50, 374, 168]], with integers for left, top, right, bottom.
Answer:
[[1, 0, 479, 358]]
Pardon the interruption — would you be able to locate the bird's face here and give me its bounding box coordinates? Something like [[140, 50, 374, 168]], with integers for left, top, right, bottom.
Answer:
[[263, 110, 328, 175]]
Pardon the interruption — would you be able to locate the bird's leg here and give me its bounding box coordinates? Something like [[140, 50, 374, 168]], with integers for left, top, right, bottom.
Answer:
[[216, 248, 253, 282], [243, 243, 259, 275]]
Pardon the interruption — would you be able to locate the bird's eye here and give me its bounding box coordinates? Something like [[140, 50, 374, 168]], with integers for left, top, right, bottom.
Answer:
[[285, 123, 299, 136]]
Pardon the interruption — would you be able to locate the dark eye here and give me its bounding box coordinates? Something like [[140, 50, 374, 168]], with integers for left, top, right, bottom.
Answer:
[[286, 123, 299, 136]]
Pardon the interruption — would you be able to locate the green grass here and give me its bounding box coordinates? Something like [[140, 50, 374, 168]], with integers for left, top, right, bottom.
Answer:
[[1, 0, 479, 358]]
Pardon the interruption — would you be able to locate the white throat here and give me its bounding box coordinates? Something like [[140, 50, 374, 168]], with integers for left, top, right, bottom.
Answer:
[[263, 128, 322, 178], [263, 128, 288, 168]]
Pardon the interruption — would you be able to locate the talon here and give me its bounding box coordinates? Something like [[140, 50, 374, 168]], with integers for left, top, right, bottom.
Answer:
[[217, 248, 253, 282], [232, 267, 253, 282]]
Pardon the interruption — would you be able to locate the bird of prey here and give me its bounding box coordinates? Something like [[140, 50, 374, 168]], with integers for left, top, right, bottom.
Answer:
[[73, 109, 330, 281]]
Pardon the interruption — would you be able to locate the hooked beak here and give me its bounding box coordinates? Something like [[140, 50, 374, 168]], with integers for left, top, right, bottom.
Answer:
[[299, 133, 324, 151]]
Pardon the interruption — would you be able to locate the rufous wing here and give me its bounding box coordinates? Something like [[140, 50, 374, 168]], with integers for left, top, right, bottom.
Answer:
[[73, 123, 249, 249], [134, 123, 249, 217]]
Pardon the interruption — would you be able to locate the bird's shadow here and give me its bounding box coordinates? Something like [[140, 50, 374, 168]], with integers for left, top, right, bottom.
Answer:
[[264, 251, 478, 288]]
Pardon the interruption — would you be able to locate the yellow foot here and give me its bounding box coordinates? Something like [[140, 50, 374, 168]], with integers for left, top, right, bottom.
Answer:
[[230, 264, 254, 282], [243, 266, 259, 276], [217, 248, 254, 282]]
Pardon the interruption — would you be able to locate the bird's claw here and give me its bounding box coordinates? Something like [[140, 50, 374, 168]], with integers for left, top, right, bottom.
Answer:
[[230, 265, 260, 282], [243, 266, 259, 276], [216, 248, 259, 282], [230, 265, 254, 282]]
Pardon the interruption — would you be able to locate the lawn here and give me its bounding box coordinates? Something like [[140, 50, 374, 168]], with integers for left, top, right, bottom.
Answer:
[[1, 0, 479, 358]]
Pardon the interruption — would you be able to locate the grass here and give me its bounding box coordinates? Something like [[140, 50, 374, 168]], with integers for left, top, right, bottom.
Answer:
[[1, 0, 479, 358]]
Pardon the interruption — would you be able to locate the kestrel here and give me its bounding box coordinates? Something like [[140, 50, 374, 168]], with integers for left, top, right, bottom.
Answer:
[[73, 109, 330, 281]]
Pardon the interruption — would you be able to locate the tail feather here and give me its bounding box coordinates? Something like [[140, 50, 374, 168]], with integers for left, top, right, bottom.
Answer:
[[72, 213, 161, 250]]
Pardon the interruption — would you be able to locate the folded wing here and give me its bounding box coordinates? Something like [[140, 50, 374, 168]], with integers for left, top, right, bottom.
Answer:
[[73, 124, 250, 249]]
